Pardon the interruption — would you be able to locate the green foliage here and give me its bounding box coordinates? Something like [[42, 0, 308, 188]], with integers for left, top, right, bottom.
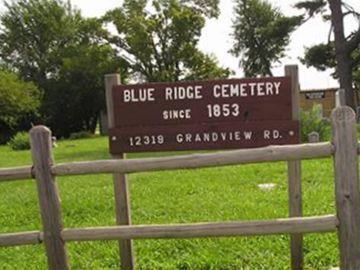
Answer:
[[104, 0, 230, 82], [0, 0, 81, 87], [300, 104, 331, 142], [294, 0, 327, 18], [0, 70, 39, 128], [182, 52, 232, 81], [351, 48, 360, 96], [42, 26, 125, 137], [357, 124, 360, 139], [231, 0, 302, 77], [301, 43, 336, 71], [0, 70, 40, 143], [0, 0, 125, 138], [180, 0, 220, 18], [300, 36, 359, 82], [355, 59, 360, 91], [69, 131, 94, 140], [7, 132, 30, 151]]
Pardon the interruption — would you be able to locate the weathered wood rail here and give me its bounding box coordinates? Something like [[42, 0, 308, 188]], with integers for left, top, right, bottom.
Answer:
[[1, 215, 337, 246], [0, 106, 360, 270], [0, 142, 334, 180]]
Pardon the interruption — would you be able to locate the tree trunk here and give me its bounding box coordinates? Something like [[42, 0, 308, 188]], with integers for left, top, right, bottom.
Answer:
[[328, 0, 355, 109]]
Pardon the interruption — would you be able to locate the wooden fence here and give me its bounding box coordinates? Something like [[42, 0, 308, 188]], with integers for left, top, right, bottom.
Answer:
[[1, 106, 360, 270]]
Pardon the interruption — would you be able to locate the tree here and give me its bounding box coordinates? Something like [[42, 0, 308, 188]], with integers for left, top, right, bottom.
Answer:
[[103, 0, 231, 82], [0, 0, 125, 137], [38, 17, 126, 137], [0, 0, 82, 89], [231, 0, 302, 77], [43, 39, 126, 137], [296, 0, 360, 109], [0, 69, 40, 143]]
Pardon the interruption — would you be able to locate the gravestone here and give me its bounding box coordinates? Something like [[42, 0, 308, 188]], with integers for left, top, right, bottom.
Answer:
[[99, 110, 109, 135], [308, 131, 319, 143], [258, 183, 277, 191], [51, 136, 57, 148]]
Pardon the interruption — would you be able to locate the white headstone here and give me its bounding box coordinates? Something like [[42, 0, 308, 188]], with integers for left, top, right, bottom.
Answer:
[[51, 136, 58, 148], [308, 131, 320, 143], [257, 183, 277, 191], [335, 91, 340, 107]]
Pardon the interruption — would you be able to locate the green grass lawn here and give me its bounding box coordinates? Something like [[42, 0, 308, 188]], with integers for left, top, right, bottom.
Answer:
[[0, 136, 339, 269]]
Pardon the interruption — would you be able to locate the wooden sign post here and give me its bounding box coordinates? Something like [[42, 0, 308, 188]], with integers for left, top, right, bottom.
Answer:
[[285, 65, 303, 270], [105, 74, 134, 270]]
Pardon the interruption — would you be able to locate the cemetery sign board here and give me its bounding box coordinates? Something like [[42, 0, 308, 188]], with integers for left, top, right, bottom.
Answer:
[[109, 76, 299, 153]]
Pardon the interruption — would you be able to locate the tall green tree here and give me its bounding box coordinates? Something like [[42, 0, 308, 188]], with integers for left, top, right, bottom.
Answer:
[[0, 69, 40, 143], [0, 0, 81, 89], [231, 0, 302, 77], [296, 0, 360, 108], [43, 39, 126, 136], [39, 17, 126, 137], [104, 0, 230, 82], [0, 0, 125, 137]]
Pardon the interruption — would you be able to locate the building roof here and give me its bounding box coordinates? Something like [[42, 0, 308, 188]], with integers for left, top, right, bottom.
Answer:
[[300, 88, 338, 93]]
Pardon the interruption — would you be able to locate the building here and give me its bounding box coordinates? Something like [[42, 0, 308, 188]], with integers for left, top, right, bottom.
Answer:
[[300, 88, 338, 117]]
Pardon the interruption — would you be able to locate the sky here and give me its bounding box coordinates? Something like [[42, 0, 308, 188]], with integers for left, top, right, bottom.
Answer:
[[1, 0, 360, 90]]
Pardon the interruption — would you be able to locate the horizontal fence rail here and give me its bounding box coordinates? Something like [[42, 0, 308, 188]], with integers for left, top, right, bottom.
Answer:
[[0, 166, 33, 182], [53, 142, 334, 176], [0, 215, 338, 247], [0, 142, 336, 183], [63, 215, 338, 241], [0, 231, 43, 247]]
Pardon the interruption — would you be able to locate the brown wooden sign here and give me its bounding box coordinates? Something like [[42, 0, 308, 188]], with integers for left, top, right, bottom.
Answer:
[[112, 77, 292, 127], [109, 76, 299, 153]]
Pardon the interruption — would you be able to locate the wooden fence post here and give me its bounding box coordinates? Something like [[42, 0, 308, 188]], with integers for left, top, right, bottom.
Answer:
[[30, 126, 70, 270], [285, 65, 303, 270], [331, 106, 360, 269], [105, 74, 135, 270]]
